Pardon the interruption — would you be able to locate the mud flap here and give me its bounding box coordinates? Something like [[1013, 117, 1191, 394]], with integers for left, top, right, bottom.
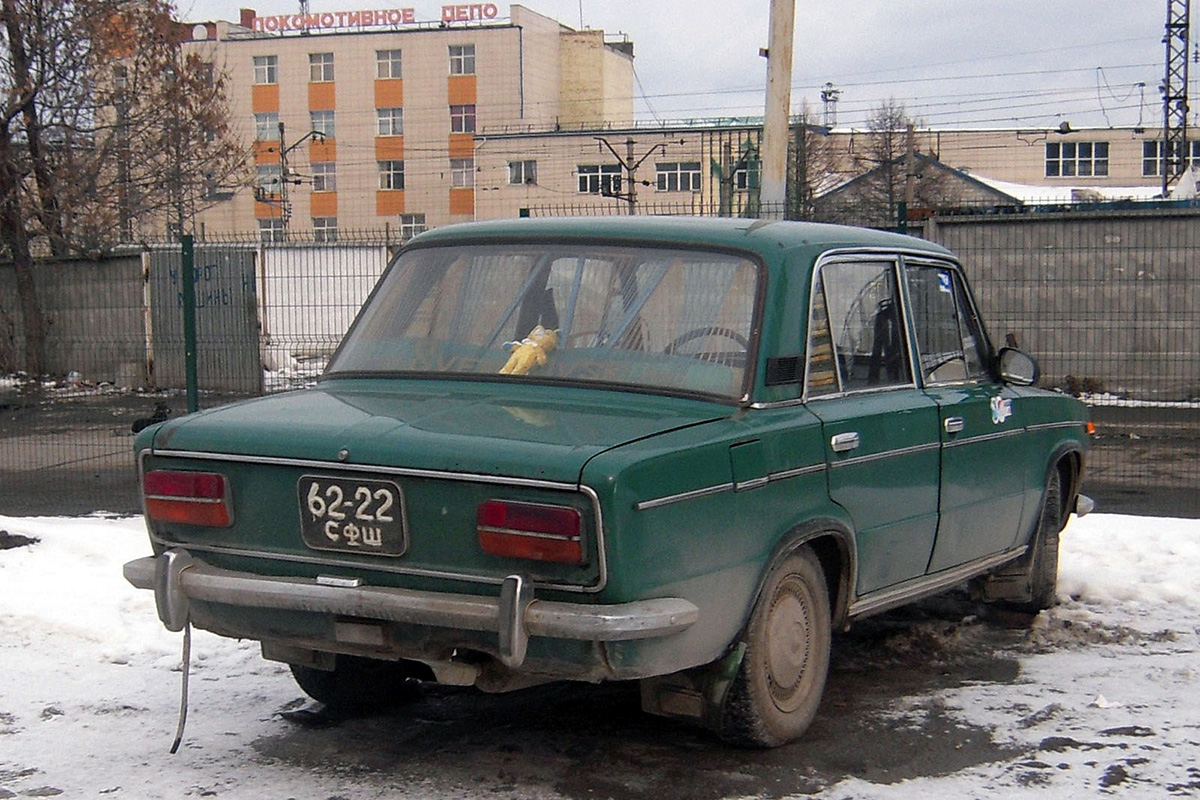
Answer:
[[639, 642, 746, 731]]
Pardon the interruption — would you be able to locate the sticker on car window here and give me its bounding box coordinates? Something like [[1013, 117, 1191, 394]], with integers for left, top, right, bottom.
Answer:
[[937, 272, 953, 294]]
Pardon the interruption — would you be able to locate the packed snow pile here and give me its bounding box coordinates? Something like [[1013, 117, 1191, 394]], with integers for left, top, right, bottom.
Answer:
[[0, 513, 1197, 799]]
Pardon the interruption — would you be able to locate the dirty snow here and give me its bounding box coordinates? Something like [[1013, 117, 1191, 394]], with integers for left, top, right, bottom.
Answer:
[[0, 513, 1197, 799]]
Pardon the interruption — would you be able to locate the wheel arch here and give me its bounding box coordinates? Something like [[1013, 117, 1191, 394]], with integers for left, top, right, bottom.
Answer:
[[1044, 442, 1084, 529], [749, 517, 856, 633]]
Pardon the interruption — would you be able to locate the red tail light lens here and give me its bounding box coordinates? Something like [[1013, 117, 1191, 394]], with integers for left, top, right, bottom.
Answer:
[[143, 470, 233, 527], [477, 500, 583, 564]]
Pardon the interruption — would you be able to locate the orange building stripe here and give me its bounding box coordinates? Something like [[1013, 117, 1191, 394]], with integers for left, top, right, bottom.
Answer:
[[255, 200, 282, 219], [308, 82, 336, 110], [310, 139, 337, 162], [375, 137, 405, 160], [376, 190, 405, 216], [254, 141, 280, 164], [252, 84, 279, 112], [310, 192, 338, 217], [374, 79, 404, 107], [449, 187, 474, 216], [448, 134, 475, 158], [447, 75, 476, 105]]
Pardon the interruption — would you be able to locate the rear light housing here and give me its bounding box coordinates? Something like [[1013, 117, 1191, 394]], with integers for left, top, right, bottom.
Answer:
[[477, 500, 583, 564], [143, 470, 233, 527]]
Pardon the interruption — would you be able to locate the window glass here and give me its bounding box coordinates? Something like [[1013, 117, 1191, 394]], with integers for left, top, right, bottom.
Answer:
[[816, 260, 911, 392], [253, 55, 277, 85], [312, 162, 336, 192], [905, 264, 990, 385], [805, 272, 838, 397], [378, 160, 404, 190], [450, 104, 476, 133], [328, 244, 760, 399], [254, 112, 279, 141], [376, 49, 402, 79], [449, 44, 476, 75], [309, 52, 334, 82], [377, 107, 404, 136]]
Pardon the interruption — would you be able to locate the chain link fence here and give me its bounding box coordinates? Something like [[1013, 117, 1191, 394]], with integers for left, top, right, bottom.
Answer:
[[1, 211, 1197, 516]]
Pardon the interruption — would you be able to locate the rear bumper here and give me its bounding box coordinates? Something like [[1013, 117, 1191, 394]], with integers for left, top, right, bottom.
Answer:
[[123, 550, 699, 669]]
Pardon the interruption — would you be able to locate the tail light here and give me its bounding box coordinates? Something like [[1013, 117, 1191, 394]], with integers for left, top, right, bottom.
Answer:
[[143, 470, 233, 527], [477, 500, 583, 564]]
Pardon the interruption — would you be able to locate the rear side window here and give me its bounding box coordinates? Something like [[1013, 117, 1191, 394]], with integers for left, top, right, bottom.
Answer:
[[807, 259, 912, 396], [905, 263, 991, 385]]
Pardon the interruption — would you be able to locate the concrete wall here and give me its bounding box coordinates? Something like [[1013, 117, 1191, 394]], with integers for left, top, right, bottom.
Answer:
[[923, 208, 1200, 401], [0, 254, 147, 384]]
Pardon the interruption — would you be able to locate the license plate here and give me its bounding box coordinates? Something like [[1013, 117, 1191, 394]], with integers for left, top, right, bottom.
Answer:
[[298, 475, 407, 556]]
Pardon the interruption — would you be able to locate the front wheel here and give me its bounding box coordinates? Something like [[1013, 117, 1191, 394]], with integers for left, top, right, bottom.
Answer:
[[719, 547, 832, 747]]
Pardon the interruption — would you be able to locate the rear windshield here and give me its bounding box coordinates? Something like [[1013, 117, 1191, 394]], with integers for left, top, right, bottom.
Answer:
[[326, 243, 761, 399]]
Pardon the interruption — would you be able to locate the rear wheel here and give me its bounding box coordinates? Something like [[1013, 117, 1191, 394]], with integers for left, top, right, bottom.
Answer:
[[290, 656, 426, 709], [719, 547, 831, 747]]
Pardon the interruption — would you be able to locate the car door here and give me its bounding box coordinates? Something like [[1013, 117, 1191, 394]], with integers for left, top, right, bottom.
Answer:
[[804, 257, 942, 595], [903, 260, 1029, 572]]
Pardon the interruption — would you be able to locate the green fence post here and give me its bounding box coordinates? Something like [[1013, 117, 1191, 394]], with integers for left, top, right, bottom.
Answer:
[[181, 234, 199, 413], [897, 201, 908, 234]]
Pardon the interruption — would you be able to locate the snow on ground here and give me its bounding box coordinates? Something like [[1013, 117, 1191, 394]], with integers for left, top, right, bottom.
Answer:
[[0, 513, 1198, 799]]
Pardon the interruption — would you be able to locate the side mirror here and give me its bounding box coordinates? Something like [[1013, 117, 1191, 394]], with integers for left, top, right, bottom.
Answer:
[[998, 347, 1040, 386]]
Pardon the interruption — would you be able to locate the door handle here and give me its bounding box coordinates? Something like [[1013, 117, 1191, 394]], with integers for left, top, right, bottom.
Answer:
[[944, 416, 965, 434], [830, 432, 860, 453]]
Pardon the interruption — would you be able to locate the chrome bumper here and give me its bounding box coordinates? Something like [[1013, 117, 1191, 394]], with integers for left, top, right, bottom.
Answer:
[[123, 550, 699, 669]]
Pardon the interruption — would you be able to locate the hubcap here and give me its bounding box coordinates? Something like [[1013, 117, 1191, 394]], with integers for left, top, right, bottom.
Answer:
[[765, 578, 812, 712]]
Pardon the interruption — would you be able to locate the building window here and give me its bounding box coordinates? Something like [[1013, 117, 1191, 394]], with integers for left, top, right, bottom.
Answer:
[[578, 164, 622, 195], [309, 52, 334, 82], [379, 160, 405, 190], [376, 49, 402, 79], [449, 44, 475, 75], [734, 161, 760, 191], [310, 110, 335, 139], [254, 112, 279, 141], [253, 55, 277, 85], [450, 104, 476, 133], [1045, 141, 1109, 178], [311, 162, 336, 192], [258, 218, 284, 242], [312, 216, 338, 242], [399, 213, 426, 241], [255, 164, 282, 193], [376, 107, 404, 136], [508, 160, 537, 185], [656, 162, 702, 192], [451, 157, 475, 188], [1142, 140, 1200, 176]]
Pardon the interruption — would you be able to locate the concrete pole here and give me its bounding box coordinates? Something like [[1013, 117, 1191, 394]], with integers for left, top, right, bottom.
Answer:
[[761, 0, 796, 218]]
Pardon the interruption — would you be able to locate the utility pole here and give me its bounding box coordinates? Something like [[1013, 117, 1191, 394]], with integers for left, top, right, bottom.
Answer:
[[1162, 0, 1190, 195], [594, 136, 676, 214], [760, 0, 796, 217]]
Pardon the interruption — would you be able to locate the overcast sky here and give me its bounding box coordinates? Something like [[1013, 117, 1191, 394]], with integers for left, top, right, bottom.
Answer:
[[177, 0, 1174, 131]]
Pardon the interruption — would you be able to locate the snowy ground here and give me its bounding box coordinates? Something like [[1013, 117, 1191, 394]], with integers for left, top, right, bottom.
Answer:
[[0, 513, 1197, 799]]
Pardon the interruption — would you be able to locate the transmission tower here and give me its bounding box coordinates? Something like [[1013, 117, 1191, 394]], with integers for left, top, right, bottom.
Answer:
[[1161, 0, 1190, 194], [821, 82, 840, 129]]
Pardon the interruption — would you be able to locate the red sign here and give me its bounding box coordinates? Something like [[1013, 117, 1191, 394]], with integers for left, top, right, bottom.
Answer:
[[249, 4, 499, 32]]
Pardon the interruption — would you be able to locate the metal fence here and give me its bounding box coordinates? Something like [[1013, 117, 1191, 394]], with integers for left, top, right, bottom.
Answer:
[[1, 211, 1197, 517]]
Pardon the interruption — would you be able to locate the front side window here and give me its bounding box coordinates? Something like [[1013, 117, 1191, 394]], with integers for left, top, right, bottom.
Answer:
[[656, 162, 702, 192], [377, 107, 404, 136], [310, 110, 335, 139], [253, 55, 277, 84], [376, 49, 402, 79], [808, 260, 911, 394], [450, 104, 476, 133], [379, 160, 405, 190], [328, 244, 761, 399], [449, 44, 476, 75], [905, 263, 991, 385], [1045, 141, 1109, 177], [311, 162, 336, 192], [254, 112, 279, 141], [309, 52, 334, 82], [451, 157, 475, 188], [578, 164, 622, 195]]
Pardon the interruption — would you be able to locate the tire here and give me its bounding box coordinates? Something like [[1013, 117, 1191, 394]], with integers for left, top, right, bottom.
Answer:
[[1023, 468, 1063, 612], [719, 547, 832, 747], [290, 656, 425, 709]]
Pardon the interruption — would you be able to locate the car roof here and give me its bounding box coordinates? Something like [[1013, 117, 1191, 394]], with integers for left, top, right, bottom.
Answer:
[[406, 216, 955, 266]]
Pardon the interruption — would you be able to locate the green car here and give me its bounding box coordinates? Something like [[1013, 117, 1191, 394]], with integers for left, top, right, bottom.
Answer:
[[125, 217, 1091, 747]]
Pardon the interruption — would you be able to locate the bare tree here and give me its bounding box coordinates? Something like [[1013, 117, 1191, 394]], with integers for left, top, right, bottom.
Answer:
[[0, 0, 244, 378]]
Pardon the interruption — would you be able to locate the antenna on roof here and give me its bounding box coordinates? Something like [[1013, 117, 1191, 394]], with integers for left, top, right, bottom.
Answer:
[[300, 0, 310, 34]]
